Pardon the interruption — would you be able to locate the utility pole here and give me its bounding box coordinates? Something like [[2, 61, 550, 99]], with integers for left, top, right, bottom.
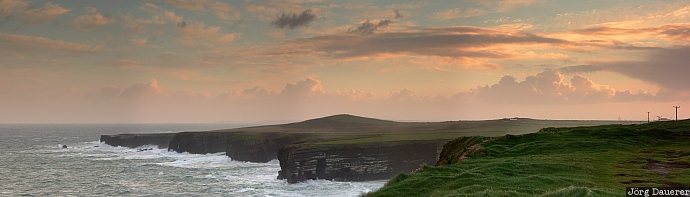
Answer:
[[647, 112, 650, 123], [673, 106, 680, 121]]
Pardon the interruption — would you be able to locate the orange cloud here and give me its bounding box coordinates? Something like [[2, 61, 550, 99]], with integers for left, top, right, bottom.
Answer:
[[431, 8, 485, 20], [279, 26, 570, 61], [0, 0, 27, 17], [19, 2, 70, 24], [73, 8, 111, 30], [496, 0, 537, 11], [474, 70, 655, 104], [116, 79, 162, 99], [162, 0, 239, 21], [0, 0, 69, 24], [566, 23, 690, 47], [177, 21, 236, 45]]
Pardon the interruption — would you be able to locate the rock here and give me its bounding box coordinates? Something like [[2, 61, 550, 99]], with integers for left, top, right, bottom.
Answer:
[[167, 131, 315, 162], [62, 145, 67, 149], [435, 136, 485, 166], [168, 131, 228, 154], [225, 133, 314, 163], [100, 133, 175, 148], [277, 140, 445, 183]]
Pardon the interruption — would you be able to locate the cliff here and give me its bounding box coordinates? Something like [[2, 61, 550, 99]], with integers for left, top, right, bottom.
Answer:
[[277, 140, 445, 183], [225, 132, 315, 162], [98, 114, 637, 184], [435, 136, 485, 166], [165, 131, 316, 162], [167, 131, 228, 154], [100, 133, 175, 148]]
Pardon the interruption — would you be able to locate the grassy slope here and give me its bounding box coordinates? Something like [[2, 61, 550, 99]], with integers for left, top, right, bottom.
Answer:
[[206, 115, 635, 147], [366, 120, 690, 197]]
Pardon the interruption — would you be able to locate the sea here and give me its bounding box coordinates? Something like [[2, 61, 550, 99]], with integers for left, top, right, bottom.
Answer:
[[0, 124, 385, 196]]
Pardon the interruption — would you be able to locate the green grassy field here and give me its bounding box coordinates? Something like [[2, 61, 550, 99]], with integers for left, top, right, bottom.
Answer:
[[365, 120, 690, 197]]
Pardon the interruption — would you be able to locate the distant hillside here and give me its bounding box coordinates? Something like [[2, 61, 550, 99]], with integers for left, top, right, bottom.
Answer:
[[284, 114, 398, 129], [210, 114, 636, 135]]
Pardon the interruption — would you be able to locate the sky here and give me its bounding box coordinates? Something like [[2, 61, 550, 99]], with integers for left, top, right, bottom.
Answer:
[[1, 0, 690, 123]]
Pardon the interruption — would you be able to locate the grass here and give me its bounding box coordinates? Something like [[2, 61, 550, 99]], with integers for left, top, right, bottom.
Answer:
[[314, 119, 635, 145], [365, 120, 690, 197]]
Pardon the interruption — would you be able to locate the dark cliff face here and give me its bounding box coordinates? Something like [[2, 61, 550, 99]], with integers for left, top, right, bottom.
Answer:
[[167, 131, 229, 154], [277, 140, 445, 183], [226, 133, 314, 163], [167, 131, 316, 163], [100, 133, 175, 148]]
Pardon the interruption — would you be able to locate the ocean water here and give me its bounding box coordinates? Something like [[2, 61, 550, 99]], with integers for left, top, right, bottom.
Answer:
[[0, 124, 384, 196]]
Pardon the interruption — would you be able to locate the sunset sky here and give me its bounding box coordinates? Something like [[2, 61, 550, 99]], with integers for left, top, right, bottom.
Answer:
[[1, 0, 690, 123]]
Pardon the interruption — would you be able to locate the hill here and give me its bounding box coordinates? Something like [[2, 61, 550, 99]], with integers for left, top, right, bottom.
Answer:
[[283, 114, 399, 129], [216, 114, 633, 136], [365, 120, 690, 196]]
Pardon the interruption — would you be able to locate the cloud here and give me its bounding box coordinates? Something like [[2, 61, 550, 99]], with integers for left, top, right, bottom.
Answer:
[[389, 88, 421, 101], [97, 86, 122, 99], [0, 0, 69, 24], [18, 2, 70, 24], [0, 73, 677, 123], [122, 3, 236, 46], [119, 79, 162, 99], [271, 9, 316, 29], [245, 0, 314, 22], [281, 78, 323, 96], [657, 24, 690, 41], [562, 46, 690, 91], [130, 38, 148, 47], [559, 64, 604, 74], [242, 86, 272, 98], [73, 8, 111, 30], [474, 70, 654, 104], [283, 26, 570, 61], [162, 0, 208, 11], [572, 24, 690, 44], [431, 8, 485, 20], [139, 2, 183, 24], [347, 19, 391, 34], [0, 33, 96, 55], [0, 0, 27, 17], [176, 21, 236, 45], [162, 0, 239, 21], [496, 0, 536, 12], [119, 2, 184, 33], [394, 9, 403, 19]]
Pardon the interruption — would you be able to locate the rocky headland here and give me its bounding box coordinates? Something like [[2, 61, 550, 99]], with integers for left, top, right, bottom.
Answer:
[[100, 114, 632, 183]]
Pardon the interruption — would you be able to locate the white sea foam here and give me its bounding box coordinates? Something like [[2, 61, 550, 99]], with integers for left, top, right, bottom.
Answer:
[[61, 140, 385, 196], [156, 153, 232, 168]]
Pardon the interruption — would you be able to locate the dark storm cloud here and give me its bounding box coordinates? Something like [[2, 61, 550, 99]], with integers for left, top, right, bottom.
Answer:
[[394, 9, 403, 19], [289, 27, 571, 59], [271, 9, 316, 29], [561, 46, 690, 90], [559, 64, 605, 74], [347, 19, 391, 34]]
